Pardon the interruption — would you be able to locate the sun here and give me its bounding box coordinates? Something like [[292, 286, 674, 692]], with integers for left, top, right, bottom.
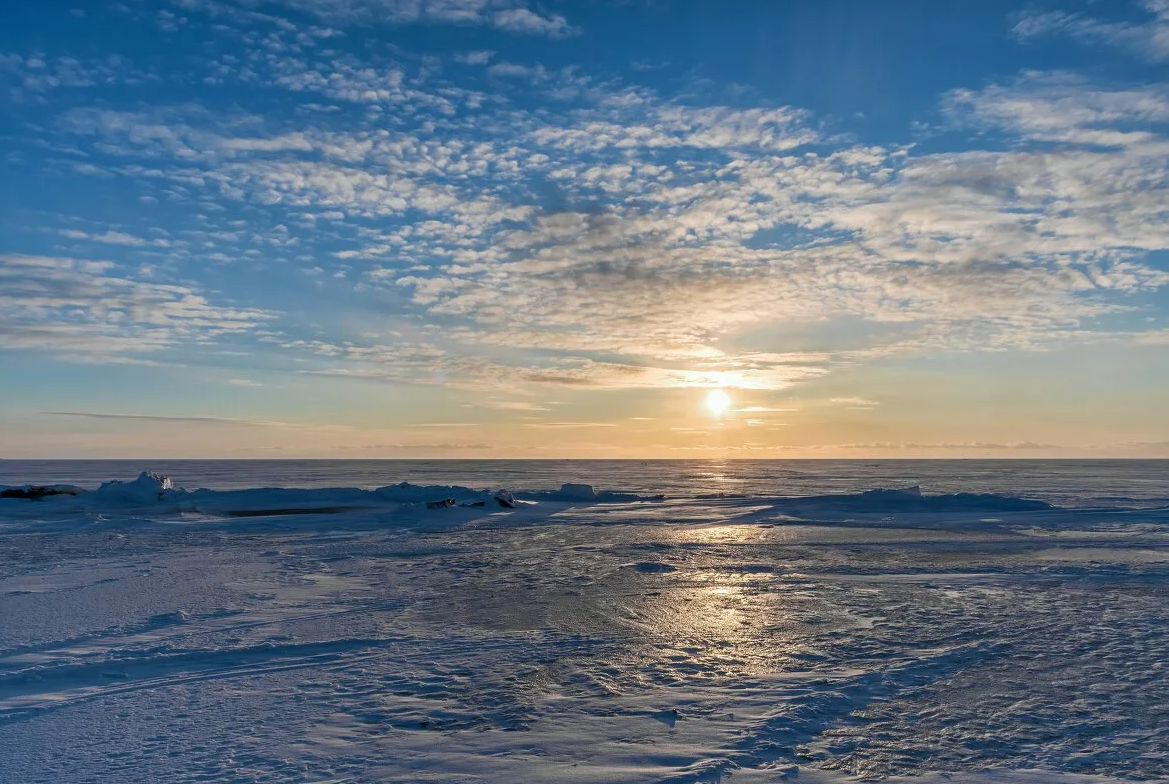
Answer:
[[704, 388, 732, 417]]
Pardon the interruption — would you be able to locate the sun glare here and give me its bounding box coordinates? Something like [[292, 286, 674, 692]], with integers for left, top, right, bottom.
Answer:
[[704, 388, 732, 417]]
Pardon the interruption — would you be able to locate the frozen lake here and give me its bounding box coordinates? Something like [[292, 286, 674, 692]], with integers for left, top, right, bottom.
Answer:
[[1, 462, 1168, 782]]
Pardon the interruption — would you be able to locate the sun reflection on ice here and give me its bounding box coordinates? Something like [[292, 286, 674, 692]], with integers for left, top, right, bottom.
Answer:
[[618, 524, 814, 678]]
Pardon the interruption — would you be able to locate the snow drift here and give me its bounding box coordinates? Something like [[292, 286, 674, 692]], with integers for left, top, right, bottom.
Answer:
[[770, 486, 1053, 514]]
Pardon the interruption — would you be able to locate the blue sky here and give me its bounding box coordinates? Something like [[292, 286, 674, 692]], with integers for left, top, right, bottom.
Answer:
[[2, 0, 1168, 457]]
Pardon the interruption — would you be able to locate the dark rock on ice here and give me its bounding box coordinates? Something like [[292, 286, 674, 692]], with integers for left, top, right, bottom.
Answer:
[[0, 485, 83, 500]]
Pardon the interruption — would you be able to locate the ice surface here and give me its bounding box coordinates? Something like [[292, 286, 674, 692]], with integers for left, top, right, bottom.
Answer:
[[2, 471, 1168, 782]]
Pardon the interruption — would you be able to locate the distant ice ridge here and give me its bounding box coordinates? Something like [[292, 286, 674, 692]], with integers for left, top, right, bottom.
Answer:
[[1, 474, 1052, 509], [770, 485, 1054, 513], [11, 473, 1157, 536], [0, 472, 665, 520], [0, 474, 1067, 513], [1, 472, 180, 504]]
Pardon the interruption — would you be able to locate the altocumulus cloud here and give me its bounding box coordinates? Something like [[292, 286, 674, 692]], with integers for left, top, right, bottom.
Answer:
[[0, 0, 1166, 402], [0, 255, 270, 362], [210, 0, 576, 36]]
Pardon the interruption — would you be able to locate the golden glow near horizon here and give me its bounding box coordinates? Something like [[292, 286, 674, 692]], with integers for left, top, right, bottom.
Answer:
[[704, 388, 733, 418]]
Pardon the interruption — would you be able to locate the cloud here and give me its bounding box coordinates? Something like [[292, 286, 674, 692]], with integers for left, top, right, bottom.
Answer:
[[42, 411, 285, 426], [491, 8, 574, 37], [1012, 1, 1169, 61], [22, 14, 1169, 399], [0, 51, 157, 100], [1134, 329, 1169, 344], [1112, 440, 1169, 450], [0, 254, 271, 361], [829, 397, 881, 407], [833, 441, 1060, 451], [523, 421, 618, 428], [943, 73, 1169, 145], [455, 50, 495, 65], [358, 442, 494, 450], [60, 228, 170, 247], [477, 400, 552, 411], [405, 422, 479, 427], [214, 0, 576, 36]]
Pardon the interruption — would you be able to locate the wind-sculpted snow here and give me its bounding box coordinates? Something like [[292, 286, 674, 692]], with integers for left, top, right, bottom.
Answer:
[[2, 471, 1169, 782]]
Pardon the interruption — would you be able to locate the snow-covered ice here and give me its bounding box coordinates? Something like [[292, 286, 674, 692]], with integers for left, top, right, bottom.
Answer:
[[2, 471, 1168, 782]]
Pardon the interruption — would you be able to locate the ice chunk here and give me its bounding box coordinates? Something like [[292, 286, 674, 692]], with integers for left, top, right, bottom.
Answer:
[[90, 472, 180, 505], [376, 482, 483, 504], [552, 483, 597, 501], [515, 485, 664, 504], [872, 485, 922, 498]]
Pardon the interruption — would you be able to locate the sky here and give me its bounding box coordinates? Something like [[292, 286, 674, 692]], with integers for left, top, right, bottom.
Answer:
[[1, 0, 1169, 458]]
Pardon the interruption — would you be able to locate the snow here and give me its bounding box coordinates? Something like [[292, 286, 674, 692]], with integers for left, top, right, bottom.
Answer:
[[2, 471, 1168, 782], [551, 482, 600, 501], [770, 486, 1054, 513], [89, 470, 176, 504]]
